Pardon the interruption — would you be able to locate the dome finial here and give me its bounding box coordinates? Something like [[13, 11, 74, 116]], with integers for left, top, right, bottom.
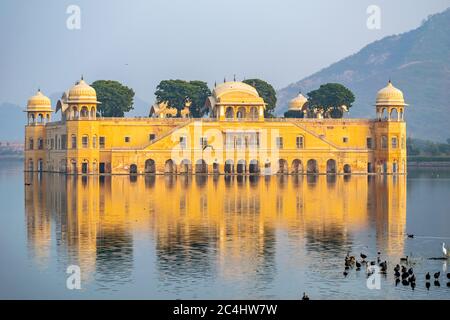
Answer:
[[81, 74, 84, 81], [233, 74, 236, 81], [223, 77, 226, 83]]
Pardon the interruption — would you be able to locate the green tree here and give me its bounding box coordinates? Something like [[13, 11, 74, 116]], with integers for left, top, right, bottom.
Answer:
[[307, 83, 355, 118], [242, 79, 277, 117], [154, 80, 211, 117], [406, 137, 420, 156], [91, 80, 135, 117]]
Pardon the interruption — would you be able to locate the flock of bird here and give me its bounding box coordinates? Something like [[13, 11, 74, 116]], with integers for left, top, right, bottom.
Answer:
[[302, 242, 449, 300], [341, 242, 450, 291]]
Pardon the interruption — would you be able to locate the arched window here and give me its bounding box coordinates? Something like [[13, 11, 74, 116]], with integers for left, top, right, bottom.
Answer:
[[82, 135, 89, 148], [250, 107, 258, 119], [29, 138, 34, 150], [390, 108, 398, 121], [37, 138, 44, 150], [236, 107, 246, 119], [391, 136, 398, 148], [92, 135, 97, 148], [90, 107, 96, 119], [73, 106, 79, 119], [81, 106, 89, 118], [71, 134, 77, 149], [381, 135, 387, 149], [225, 107, 234, 119]]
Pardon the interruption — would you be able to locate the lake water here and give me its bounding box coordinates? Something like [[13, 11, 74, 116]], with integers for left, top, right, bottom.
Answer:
[[0, 159, 449, 299]]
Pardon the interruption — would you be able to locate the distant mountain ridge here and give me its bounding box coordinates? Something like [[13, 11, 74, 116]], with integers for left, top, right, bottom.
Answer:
[[276, 7, 450, 142]]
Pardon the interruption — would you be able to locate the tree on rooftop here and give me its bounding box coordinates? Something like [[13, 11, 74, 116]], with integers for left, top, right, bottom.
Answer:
[[307, 83, 355, 118], [92, 80, 135, 117]]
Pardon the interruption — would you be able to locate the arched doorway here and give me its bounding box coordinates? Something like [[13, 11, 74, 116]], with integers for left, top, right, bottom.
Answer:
[[343, 164, 351, 174], [291, 159, 303, 174], [179, 159, 192, 174], [326, 159, 336, 174], [145, 159, 156, 174], [392, 161, 398, 174], [264, 161, 271, 175], [164, 159, 176, 174], [224, 159, 234, 174], [37, 159, 43, 172], [212, 162, 219, 174], [236, 160, 246, 174], [81, 161, 88, 174], [129, 164, 138, 174], [71, 160, 77, 174], [249, 159, 259, 174], [278, 159, 288, 174], [307, 159, 318, 174], [195, 159, 208, 174], [382, 162, 388, 174]]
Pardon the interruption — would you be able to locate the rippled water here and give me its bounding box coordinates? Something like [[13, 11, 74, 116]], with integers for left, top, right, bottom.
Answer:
[[0, 160, 449, 299]]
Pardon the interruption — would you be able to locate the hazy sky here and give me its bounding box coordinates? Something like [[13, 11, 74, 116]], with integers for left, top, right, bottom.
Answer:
[[1, 0, 449, 106]]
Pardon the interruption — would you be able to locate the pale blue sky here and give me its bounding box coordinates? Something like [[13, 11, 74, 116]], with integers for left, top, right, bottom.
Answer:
[[0, 0, 449, 106]]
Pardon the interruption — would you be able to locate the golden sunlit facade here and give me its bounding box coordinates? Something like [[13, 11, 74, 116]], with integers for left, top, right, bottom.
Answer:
[[24, 79, 407, 175]]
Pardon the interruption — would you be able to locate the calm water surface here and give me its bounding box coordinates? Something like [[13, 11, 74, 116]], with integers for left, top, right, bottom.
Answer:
[[0, 160, 449, 299]]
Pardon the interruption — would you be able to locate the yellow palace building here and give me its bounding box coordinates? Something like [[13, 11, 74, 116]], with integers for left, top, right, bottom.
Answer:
[[24, 79, 407, 175]]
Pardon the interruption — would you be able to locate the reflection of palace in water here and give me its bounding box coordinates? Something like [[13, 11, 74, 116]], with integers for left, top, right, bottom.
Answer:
[[25, 173, 407, 283]]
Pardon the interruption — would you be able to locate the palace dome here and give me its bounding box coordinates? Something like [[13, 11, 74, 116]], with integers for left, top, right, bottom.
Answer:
[[27, 90, 52, 111], [213, 81, 259, 99], [376, 81, 407, 106], [288, 93, 308, 110], [68, 78, 98, 103]]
